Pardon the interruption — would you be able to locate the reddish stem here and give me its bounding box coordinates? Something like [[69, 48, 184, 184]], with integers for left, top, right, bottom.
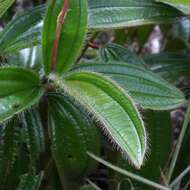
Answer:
[[88, 42, 102, 49], [51, 0, 69, 72]]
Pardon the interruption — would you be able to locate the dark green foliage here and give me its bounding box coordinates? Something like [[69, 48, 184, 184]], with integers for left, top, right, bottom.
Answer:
[[48, 93, 101, 180], [0, 0, 189, 189]]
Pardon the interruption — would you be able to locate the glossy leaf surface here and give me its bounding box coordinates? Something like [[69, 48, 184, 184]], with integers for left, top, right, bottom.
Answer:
[[0, 67, 43, 122], [56, 71, 147, 168]]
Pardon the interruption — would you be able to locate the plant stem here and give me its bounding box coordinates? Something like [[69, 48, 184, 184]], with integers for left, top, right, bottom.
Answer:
[[167, 101, 190, 183], [87, 152, 170, 190], [51, 0, 69, 72], [86, 179, 102, 190], [170, 165, 190, 188]]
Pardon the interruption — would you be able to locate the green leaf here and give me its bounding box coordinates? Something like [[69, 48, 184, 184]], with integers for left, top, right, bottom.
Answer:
[[100, 43, 145, 66], [156, 0, 190, 15], [0, 118, 21, 188], [0, 67, 43, 122], [88, 0, 182, 30], [53, 71, 147, 168], [116, 111, 172, 190], [17, 172, 43, 190], [0, 0, 15, 18], [72, 62, 185, 110], [144, 52, 190, 81], [48, 93, 101, 179], [22, 108, 45, 164], [42, 0, 88, 74], [0, 5, 45, 54]]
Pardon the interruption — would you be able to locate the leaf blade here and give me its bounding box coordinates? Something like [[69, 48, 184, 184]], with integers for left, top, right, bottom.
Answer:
[[88, 0, 182, 30], [48, 93, 101, 179], [54, 71, 147, 168], [0, 67, 43, 122], [42, 0, 88, 74], [0, 0, 15, 18], [0, 5, 45, 54], [72, 62, 186, 110], [156, 0, 190, 15]]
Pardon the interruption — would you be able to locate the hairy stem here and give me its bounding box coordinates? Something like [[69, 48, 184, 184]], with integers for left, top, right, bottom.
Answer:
[[51, 0, 69, 72]]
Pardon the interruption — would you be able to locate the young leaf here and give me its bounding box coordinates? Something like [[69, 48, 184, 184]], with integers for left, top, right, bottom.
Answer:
[[42, 0, 88, 74], [0, 5, 45, 54], [53, 71, 147, 168], [100, 43, 145, 66], [72, 62, 186, 110], [0, 67, 43, 122], [88, 0, 182, 30], [17, 172, 43, 190], [0, 0, 15, 18], [48, 93, 101, 179], [156, 0, 190, 15]]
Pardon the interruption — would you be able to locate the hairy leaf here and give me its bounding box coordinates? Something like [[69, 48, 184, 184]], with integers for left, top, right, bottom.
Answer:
[[100, 43, 145, 66], [0, 67, 43, 122], [53, 71, 147, 168], [88, 0, 182, 30], [22, 108, 45, 164], [116, 111, 172, 190], [0, 5, 45, 54], [48, 93, 100, 179], [42, 0, 88, 74], [0, 118, 21, 188], [156, 0, 190, 15], [0, 0, 15, 18], [72, 62, 185, 110], [17, 172, 43, 190]]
